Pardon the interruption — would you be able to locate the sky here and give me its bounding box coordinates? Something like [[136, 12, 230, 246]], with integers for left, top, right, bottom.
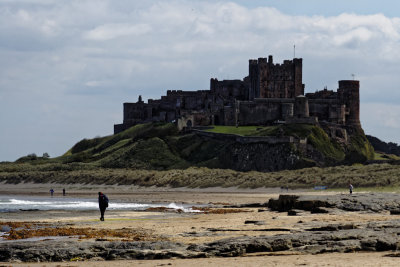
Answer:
[[1, 0, 400, 161]]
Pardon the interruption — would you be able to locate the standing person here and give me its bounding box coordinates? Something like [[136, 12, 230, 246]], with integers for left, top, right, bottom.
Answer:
[[50, 188, 54, 197], [98, 192, 109, 221], [62, 188, 66, 196], [349, 183, 353, 194]]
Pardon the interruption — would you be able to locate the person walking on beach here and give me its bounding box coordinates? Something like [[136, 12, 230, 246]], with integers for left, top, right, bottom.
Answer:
[[50, 188, 54, 197], [98, 192, 109, 221], [349, 183, 353, 194], [62, 188, 66, 196]]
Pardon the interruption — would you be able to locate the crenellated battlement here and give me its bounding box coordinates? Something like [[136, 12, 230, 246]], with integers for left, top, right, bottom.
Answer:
[[114, 54, 361, 134]]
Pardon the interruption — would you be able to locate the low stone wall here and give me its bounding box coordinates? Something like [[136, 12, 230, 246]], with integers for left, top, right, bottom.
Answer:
[[192, 130, 294, 144]]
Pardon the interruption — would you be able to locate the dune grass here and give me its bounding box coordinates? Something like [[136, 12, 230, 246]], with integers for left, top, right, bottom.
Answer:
[[1, 162, 400, 189]]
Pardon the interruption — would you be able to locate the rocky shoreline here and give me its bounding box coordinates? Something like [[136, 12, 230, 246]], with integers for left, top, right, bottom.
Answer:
[[2, 220, 400, 262], [1, 193, 400, 262]]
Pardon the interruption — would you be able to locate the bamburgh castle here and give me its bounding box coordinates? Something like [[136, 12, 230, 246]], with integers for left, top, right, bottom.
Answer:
[[114, 55, 360, 133]]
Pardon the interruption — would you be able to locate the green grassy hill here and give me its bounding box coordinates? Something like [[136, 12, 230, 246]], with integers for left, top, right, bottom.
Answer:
[[13, 122, 374, 172], [58, 122, 233, 170], [2, 122, 398, 188]]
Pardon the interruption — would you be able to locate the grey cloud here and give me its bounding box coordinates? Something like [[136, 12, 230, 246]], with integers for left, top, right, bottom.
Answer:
[[1, 0, 400, 161]]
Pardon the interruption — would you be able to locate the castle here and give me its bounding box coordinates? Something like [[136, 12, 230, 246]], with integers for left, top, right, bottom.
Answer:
[[114, 55, 360, 134]]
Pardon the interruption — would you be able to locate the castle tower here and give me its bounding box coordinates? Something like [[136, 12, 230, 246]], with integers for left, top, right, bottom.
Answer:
[[338, 80, 360, 127], [210, 78, 218, 93], [248, 55, 304, 99], [293, 58, 304, 97], [248, 59, 259, 100], [294, 95, 309, 118]]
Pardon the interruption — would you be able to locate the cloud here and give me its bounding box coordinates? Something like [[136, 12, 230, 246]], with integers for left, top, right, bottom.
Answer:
[[84, 23, 152, 41], [85, 80, 107, 87], [1, 0, 400, 161], [364, 103, 400, 129], [362, 102, 400, 144]]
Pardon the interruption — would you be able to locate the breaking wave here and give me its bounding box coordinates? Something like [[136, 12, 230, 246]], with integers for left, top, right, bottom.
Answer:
[[0, 196, 201, 213]]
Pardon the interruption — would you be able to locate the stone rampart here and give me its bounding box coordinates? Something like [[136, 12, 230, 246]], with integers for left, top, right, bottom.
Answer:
[[192, 129, 294, 144]]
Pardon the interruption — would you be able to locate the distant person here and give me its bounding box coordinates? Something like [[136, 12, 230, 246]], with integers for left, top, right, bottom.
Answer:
[[63, 188, 66, 196], [50, 188, 54, 197], [98, 192, 109, 221], [349, 183, 353, 194]]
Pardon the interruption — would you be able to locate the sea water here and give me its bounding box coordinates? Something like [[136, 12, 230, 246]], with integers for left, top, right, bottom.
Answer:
[[0, 195, 201, 213]]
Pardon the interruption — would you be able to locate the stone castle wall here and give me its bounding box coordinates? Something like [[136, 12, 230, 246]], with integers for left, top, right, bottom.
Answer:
[[114, 55, 361, 134], [249, 56, 304, 99]]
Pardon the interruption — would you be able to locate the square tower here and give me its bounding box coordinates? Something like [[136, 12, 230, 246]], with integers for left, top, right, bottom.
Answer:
[[249, 55, 304, 99]]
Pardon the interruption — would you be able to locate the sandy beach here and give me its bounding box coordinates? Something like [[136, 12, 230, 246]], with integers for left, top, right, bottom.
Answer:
[[1, 183, 400, 266]]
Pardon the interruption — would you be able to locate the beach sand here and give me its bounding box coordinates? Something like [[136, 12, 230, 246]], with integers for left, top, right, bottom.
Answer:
[[1, 183, 399, 266], [5, 252, 399, 267]]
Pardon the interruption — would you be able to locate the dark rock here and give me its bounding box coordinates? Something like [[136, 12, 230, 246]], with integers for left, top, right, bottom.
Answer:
[[390, 209, 400, 215], [244, 220, 266, 225], [295, 200, 332, 211], [360, 239, 377, 251], [268, 195, 299, 212], [268, 193, 400, 213], [310, 207, 329, 214], [384, 252, 400, 257], [287, 210, 297, 216], [376, 237, 398, 251], [270, 238, 292, 251], [306, 224, 356, 231]]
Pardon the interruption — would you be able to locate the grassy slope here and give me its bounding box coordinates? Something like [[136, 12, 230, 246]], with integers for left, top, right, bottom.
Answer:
[[34, 122, 231, 170], [2, 122, 383, 188], [374, 152, 400, 160], [15, 123, 374, 169], [345, 127, 375, 163]]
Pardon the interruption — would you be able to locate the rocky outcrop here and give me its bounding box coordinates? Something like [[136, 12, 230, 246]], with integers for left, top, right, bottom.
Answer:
[[2, 193, 400, 263], [220, 142, 300, 172], [267, 193, 400, 213], [0, 240, 202, 262], [198, 223, 400, 256], [2, 221, 400, 262]]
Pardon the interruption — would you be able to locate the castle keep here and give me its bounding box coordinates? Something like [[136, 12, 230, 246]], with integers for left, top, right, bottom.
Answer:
[[114, 55, 360, 133]]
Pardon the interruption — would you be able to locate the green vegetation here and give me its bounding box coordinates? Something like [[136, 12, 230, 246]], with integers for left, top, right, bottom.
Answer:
[[345, 127, 375, 163], [1, 122, 387, 188], [1, 163, 400, 189], [16, 123, 372, 170], [205, 126, 269, 136], [207, 124, 354, 163], [12, 123, 231, 171], [374, 152, 400, 161]]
